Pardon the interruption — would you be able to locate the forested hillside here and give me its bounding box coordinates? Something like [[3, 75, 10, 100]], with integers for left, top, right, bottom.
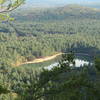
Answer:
[[12, 4, 100, 21], [0, 5, 100, 66]]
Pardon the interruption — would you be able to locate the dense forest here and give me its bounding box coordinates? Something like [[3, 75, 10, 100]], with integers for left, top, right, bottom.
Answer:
[[0, 4, 100, 100], [0, 53, 100, 100], [0, 18, 100, 66]]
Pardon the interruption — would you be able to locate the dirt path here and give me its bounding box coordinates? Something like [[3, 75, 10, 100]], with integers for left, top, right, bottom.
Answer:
[[15, 52, 92, 67], [16, 53, 62, 67]]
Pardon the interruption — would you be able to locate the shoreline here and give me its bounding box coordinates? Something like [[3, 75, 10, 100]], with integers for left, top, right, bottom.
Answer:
[[14, 52, 92, 67], [15, 52, 62, 67]]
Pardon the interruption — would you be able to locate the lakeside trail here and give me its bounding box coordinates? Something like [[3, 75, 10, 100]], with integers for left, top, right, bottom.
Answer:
[[15, 52, 62, 67], [15, 52, 92, 67]]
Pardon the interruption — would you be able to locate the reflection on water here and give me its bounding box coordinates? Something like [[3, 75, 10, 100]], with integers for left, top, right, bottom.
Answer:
[[20, 54, 93, 71], [74, 59, 89, 67], [44, 59, 92, 70]]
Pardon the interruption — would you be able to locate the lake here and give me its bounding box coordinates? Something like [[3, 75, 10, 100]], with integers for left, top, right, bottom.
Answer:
[[44, 58, 93, 70], [19, 53, 94, 71]]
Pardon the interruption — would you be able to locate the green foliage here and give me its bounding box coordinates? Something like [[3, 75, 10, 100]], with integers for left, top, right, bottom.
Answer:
[[95, 57, 100, 71], [0, 53, 100, 100], [0, 85, 9, 94], [59, 52, 75, 69], [0, 0, 25, 21], [0, 0, 25, 13], [14, 54, 100, 100]]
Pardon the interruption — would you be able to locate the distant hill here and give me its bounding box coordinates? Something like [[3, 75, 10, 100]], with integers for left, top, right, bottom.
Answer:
[[82, 3, 100, 9], [12, 4, 100, 21]]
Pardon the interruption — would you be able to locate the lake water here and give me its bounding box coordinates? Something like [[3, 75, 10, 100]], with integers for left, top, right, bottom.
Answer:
[[20, 54, 93, 71], [44, 58, 92, 70]]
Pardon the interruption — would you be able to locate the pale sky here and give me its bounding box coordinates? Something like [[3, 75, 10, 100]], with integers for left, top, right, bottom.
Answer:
[[23, 0, 100, 8], [27, 0, 100, 4]]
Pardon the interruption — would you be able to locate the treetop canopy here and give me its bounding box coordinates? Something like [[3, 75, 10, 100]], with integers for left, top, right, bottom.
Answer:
[[0, 0, 25, 13]]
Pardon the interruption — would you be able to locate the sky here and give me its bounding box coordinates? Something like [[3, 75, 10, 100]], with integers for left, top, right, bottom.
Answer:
[[24, 0, 100, 7]]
